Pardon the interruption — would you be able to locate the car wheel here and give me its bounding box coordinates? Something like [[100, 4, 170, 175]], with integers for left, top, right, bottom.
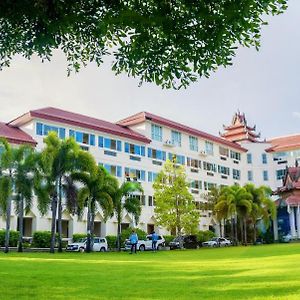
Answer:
[[139, 245, 145, 251], [212, 244, 217, 248], [79, 247, 85, 253], [157, 244, 162, 251], [100, 247, 106, 252]]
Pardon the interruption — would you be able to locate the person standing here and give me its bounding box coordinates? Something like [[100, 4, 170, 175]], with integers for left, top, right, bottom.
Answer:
[[151, 231, 159, 252], [129, 229, 138, 254]]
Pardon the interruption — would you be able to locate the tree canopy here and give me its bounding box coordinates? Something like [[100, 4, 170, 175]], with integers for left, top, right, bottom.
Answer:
[[0, 0, 287, 89]]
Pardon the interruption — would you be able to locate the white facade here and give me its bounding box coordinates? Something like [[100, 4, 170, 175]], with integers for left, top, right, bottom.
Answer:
[[1, 108, 300, 241]]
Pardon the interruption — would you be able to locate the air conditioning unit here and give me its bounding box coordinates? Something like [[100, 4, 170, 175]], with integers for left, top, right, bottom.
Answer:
[[164, 140, 174, 147], [199, 150, 207, 156]]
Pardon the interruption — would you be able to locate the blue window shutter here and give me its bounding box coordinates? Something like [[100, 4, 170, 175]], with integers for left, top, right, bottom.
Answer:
[[162, 151, 166, 161], [134, 145, 140, 155], [168, 153, 172, 160], [90, 134, 95, 146], [117, 166, 122, 177], [36, 123, 43, 135], [117, 140, 122, 151], [157, 150, 162, 160], [76, 132, 83, 143], [125, 143, 129, 153], [148, 148, 152, 158], [141, 146, 145, 156], [59, 128, 65, 139], [98, 136, 103, 147], [104, 138, 110, 149], [141, 170, 145, 181]]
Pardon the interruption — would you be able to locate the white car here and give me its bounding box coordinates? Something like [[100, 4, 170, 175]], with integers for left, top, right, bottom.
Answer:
[[66, 237, 108, 252], [202, 237, 232, 247], [125, 234, 165, 251]]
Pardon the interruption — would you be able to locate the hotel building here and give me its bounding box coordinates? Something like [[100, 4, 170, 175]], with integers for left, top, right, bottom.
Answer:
[[0, 107, 299, 241]]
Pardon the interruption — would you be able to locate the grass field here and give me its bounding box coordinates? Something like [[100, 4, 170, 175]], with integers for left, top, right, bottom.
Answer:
[[1, 244, 300, 300]]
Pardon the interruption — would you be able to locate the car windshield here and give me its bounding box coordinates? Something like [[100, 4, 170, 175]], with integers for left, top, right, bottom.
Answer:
[[211, 238, 218, 241], [77, 238, 86, 243], [173, 237, 182, 242]]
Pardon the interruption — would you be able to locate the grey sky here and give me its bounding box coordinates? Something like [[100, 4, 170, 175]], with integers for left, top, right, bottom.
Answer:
[[1, 1, 299, 140]]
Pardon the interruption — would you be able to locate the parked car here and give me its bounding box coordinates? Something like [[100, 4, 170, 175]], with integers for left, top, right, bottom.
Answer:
[[281, 233, 292, 243], [125, 234, 165, 251], [169, 235, 198, 250], [66, 237, 108, 252], [202, 237, 232, 247]]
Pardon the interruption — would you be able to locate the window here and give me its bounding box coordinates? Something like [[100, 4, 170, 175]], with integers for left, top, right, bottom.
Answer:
[[124, 168, 146, 181], [151, 124, 163, 142], [148, 148, 166, 161], [203, 162, 217, 172], [125, 143, 145, 156], [247, 153, 252, 164], [191, 180, 202, 190], [247, 171, 253, 181], [262, 153, 267, 164], [98, 136, 122, 151], [148, 172, 158, 182], [218, 165, 230, 175], [171, 130, 181, 147], [101, 164, 122, 178], [69, 130, 95, 145], [219, 147, 229, 157], [148, 196, 153, 206], [230, 150, 241, 161], [205, 141, 214, 155], [168, 153, 185, 165], [276, 169, 286, 180], [36, 122, 66, 139], [204, 182, 217, 191], [263, 170, 269, 181], [187, 158, 201, 169], [232, 169, 241, 180], [189, 136, 198, 152]]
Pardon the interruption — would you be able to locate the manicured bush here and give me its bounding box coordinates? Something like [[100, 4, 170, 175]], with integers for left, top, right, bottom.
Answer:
[[72, 233, 86, 242], [164, 235, 175, 247], [121, 228, 147, 245], [106, 235, 117, 249], [0, 230, 20, 247], [197, 230, 215, 244], [32, 231, 52, 248]]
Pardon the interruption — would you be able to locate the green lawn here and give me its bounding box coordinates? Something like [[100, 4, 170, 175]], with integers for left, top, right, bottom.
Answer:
[[1, 244, 300, 300]]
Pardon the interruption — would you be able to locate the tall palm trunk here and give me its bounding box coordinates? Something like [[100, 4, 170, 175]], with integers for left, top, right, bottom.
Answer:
[[116, 209, 122, 251], [57, 177, 63, 253], [253, 222, 257, 245], [50, 181, 59, 254], [219, 221, 223, 237], [17, 195, 24, 252], [234, 215, 238, 246], [86, 200, 92, 253], [4, 196, 11, 253], [239, 218, 244, 245], [230, 217, 234, 244], [244, 218, 247, 246]]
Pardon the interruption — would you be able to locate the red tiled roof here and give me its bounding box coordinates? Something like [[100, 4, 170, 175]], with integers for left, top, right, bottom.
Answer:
[[266, 134, 300, 152], [117, 112, 247, 152], [10, 107, 151, 143], [0, 122, 36, 145]]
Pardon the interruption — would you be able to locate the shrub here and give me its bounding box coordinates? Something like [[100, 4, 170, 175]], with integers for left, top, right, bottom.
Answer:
[[197, 230, 215, 244], [106, 235, 117, 249], [32, 231, 52, 248], [0, 230, 20, 247], [120, 227, 147, 245], [72, 233, 86, 242], [164, 235, 175, 247]]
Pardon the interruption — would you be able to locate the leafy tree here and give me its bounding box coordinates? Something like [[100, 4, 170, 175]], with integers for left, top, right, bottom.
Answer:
[[0, 1, 287, 89], [0, 138, 36, 253], [112, 181, 143, 251], [153, 159, 199, 243], [74, 166, 117, 253]]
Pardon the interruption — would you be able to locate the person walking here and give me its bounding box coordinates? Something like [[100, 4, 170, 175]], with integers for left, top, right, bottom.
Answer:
[[129, 229, 138, 254], [151, 231, 158, 252]]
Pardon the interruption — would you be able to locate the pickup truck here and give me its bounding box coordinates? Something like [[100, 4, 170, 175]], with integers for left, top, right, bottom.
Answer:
[[125, 234, 165, 251], [66, 237, 108, 252]]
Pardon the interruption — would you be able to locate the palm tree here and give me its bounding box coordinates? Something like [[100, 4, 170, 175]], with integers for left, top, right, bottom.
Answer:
[[112, 181, 143, 251], [73, 165, 117, 253], [0, 138, 35, 253]]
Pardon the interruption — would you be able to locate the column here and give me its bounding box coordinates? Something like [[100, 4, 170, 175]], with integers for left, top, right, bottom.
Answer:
[[273, 214, 278, 241], [289, 207, 297, 238], [296, 206, 300, 239]]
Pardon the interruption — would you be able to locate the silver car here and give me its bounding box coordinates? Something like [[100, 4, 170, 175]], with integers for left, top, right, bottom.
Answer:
[[202, 237, 232, 247]]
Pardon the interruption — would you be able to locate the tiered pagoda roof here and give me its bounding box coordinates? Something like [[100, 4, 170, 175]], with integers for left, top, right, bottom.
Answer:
[[220, 111, 260, 143]]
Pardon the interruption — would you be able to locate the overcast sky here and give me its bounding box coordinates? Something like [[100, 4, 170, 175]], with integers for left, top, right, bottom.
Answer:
[[1, 1, 299, 140]]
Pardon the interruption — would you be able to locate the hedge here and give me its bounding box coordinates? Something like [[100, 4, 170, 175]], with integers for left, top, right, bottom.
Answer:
[[0, 230, 20, 247], [163, 235, 175, 247], [120, 228, 147, 246], [32, 231, 52, 248], [106, 235, 117, 249], [72, 233, 86, 242], [197, 230, 215, 244]]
